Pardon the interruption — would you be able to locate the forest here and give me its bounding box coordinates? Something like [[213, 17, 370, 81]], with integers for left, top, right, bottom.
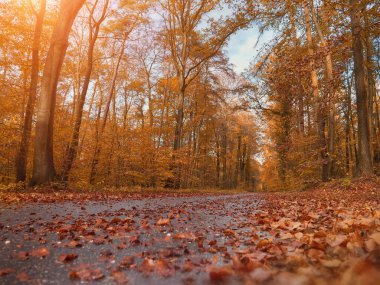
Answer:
[[0, 1, 380, 284], [0, 0, 377, 191]]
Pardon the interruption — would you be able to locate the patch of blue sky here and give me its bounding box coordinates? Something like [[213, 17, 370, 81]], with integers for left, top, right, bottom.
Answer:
[[225, 26, 274, 74]]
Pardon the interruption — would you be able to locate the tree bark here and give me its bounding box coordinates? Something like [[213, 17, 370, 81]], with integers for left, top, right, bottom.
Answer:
[[16, 0, 46, 182], [304, 2, 329, 181], [350, 0, 373, 176], [30, 0, 85, 186], [221, 122, 228, 188], [364, 12, 379, 165], [234, 133, 241, 188], [310, 0, 336, 177]]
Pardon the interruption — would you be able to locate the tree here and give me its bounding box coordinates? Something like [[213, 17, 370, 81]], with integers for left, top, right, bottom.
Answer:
[[31, 0, 85, 186], [16, 0, 46, 182], [350, 0, 373, 176], [160, 0, 251, 187], [303, 1, 329, 182], [309, 0, 336, 178], [61, 0, 109, 182]]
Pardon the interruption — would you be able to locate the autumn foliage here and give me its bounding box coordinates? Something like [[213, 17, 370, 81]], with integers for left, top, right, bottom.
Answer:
[[0, 0, 379, 191]]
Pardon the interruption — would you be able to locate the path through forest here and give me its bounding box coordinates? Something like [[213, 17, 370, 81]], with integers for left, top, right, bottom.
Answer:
[[1, 183, 380, 284]]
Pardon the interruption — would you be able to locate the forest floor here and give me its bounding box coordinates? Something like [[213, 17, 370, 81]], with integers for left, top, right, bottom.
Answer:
[[0, 179, 380, 285]]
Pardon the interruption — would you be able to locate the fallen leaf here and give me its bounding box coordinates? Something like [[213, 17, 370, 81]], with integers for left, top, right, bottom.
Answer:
[[209, 266, 233, 282], [111, 271, 128, 284], [0, 268, 13, 276], [16, 272, 31, 282], [320, 259, 342, 268], [69, 264, 104, 281], [156, 259, 175, 277], [13, 251, 28, 261], [173, 232, 196, 240], [326, 234, 347, 247], [58, 253, 78, 263], [280, 232, 293, 239], [30, 247, 49, 258], [156, 218, 170, 226], [369, 233, 380, 246]]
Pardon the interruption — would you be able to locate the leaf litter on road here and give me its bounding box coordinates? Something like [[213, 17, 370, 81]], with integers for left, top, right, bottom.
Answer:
[[0, 180, 379, 284]]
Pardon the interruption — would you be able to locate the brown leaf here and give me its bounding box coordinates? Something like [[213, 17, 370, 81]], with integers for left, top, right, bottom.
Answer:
[[182, 260, 194, 272], [156, 218, 170, 226], [232, 255, 261, 272], [13, 251, 29, 261], [30, 247, 49, 258], [173, 232, 196, 240], [223, 229, 236, 237], [279, 232, 293, 239], [209, 266, 233, 282], [67, 240, 82, 248], [130, 236, 141, 245], [0, 268, 13, 276], [320, 259, 342, 268], [369, 233, 380, 246], [307, 249, 324, 261], [58, 253, 78, 263], [112, 271, 128, 284], [119, 256, 135, 269], [155, 259, 175, 277], [16, 272, 31, 282], [365, 239, 377, 252], [294, 232, 303, 240], [326, 234, 347, 247], [256, 239, 271, 249], [69, 264, 104, 281]]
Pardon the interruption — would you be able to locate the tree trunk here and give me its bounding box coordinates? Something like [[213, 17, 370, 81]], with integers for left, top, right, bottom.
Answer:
[[216, 133, 220, 187], [234, 133, 241, 188], [172, 81, 185, 188], [350, 0, 373, 176], [16, 0, 46, 182], [364, 13, 380, 165], [173, 84, 185, 151], [345, 75, 353, 175], [89, 34, 126, 184], [304, 2, 329, 181], [310, 0, 336, 177], [61, 0, 109, 182], [221, 122, 227, 188], [30, 0, 85, 186]]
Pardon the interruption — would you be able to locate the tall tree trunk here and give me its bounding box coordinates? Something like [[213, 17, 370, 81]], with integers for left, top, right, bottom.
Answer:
[[350, 0, 373, 176], [89, 34, 126, 184], [304, 2, 329, 181], [345, 75, 353, 175], [30, 0, 85, 186], [310, 0, 336, 177], [289, 3, 305, 136], [61, 0, 109, 182], [216, 132, 220, 187], [364, 13, 380, 165], [234, 133, 241, 188], [172, 81, 186, 188], [173, 84, 185, 151], [221, 122, 227, 188], [16, 0, 46, 182]]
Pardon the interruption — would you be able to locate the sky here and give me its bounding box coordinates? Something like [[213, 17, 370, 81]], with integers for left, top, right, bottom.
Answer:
[[225, 26, 274, 74]]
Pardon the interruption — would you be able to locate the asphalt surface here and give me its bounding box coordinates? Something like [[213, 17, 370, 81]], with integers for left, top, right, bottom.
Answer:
[[0, 194, 261, 285]]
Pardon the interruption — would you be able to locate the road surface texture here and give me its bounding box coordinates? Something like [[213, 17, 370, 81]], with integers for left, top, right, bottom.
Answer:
[[0, 185, 380, 285]]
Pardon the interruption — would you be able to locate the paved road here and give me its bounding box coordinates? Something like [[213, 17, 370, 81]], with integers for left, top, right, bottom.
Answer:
[[0, 194, 261, 284]]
